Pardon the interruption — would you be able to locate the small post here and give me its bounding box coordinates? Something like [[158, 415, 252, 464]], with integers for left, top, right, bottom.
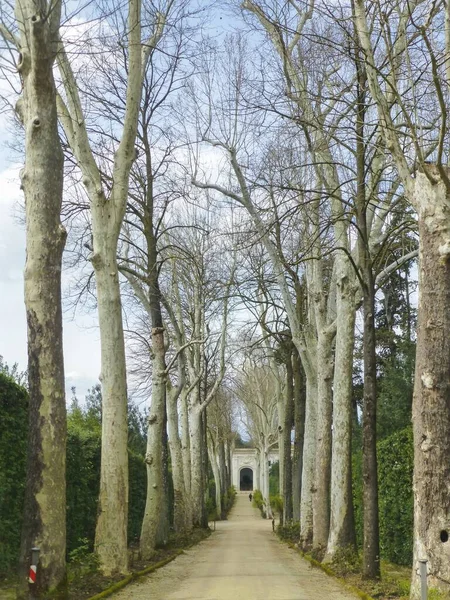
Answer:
[[29, 547, 40, 599], [419, 559, 428, 600]]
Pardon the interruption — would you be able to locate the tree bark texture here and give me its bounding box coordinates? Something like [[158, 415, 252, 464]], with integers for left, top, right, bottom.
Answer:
[[353, 60, 380, 579], [326, 258, 357, 559], [190, 407, 204, 527], [140, 326, 166, 559], [292, 349, 305, 522], [167, 387, 190, 533], [300, 377, 317, 550], [17, 1, 67, 594], [283, 353, 294, 522], [410, 171, 450, 598], [93, 249, 129, 574], [313, 331, 334, 552]]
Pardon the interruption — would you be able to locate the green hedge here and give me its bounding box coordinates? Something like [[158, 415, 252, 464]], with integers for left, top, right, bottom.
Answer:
[[67, 429, 147, 552], [0, 373, 28, 574], [378, 427, 413, 565], [0, 388, 148, 573], [353, 427, 413, 566]]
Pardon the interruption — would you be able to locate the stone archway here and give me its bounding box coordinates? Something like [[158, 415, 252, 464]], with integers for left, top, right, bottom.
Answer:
[[239, 467, 253, 491]]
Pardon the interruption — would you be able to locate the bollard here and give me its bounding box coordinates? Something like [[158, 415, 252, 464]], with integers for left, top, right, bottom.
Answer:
[[29, 547, 40, 600], [419, 559, 428, 600]]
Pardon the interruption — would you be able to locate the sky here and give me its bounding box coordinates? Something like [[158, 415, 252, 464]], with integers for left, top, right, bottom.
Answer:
[[0, 161, 102, 399], [0, 3, 236, 402]]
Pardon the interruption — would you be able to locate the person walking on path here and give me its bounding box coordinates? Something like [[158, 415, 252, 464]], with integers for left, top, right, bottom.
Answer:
[[249, 493, 253, 502]]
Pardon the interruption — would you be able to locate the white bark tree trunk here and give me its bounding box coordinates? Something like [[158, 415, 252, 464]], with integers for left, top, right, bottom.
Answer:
[[167, 385, 190, 533], [208, 444, 222, 519], [13, 1, 67, 593], [410, 171, 450, 599], [93, 245, 129, 572], [140, 327, 166, 559], [326, 258, 357, 559], [180, 388, 192, 496], [300, 377, 318, 549], [190, 407, 204, 527], [313, 328, 334, 552], [55, 2, 166, 573]]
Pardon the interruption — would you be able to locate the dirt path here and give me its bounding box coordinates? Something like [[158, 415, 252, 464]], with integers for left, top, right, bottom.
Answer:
[[113, 493, 359, 600]]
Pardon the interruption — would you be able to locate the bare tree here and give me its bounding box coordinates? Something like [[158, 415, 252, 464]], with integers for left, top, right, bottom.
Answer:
[[0, 0, 67, 594], [353, 0, 450, 590]]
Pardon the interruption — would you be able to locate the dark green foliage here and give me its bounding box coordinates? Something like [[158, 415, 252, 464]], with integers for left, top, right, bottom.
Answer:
[[128, 451, 146, 542], [66, 390, 147, 555], [222, 486, 237, 516], [0, 371, 28, 574], [376, 345, 415, 440], [252, 489, 266, 518], [206, 480, 236, 520], [66, 422, 101, 553], [353, 427, 413, 566], [270, 495, 283, 520], [330, 545, 362, 576], [352, 449, 363, 550], [269, 460, 279, 496], [277, 521, 300, 543], [378, 428, 413, 565]]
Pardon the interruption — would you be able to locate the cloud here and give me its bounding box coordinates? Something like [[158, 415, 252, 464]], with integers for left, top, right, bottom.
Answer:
[[0, 164, 101, 397]]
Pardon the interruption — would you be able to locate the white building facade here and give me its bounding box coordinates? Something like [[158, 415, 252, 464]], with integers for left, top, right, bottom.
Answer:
[[231, 448, 279, 492]]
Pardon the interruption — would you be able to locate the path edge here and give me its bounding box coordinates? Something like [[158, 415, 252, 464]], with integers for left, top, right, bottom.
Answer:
[[86, 550, 184, 600], [285, 542, 376, 600]]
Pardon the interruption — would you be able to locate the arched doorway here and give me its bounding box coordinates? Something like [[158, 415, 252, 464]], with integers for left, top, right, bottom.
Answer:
[[239, 467, 253, 491]]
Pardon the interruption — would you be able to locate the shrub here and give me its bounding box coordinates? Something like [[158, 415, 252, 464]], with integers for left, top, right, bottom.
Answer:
[[353, 426, 413, 566], [0, 373, 28, 574], [277, 521, 300, 543], [378, 427, 413, 566], [270, 495, 283, 519], [252, 489, 266, 518], [330, 545, 362, 576]]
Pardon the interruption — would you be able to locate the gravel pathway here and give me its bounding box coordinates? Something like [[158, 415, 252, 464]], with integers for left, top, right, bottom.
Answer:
[[112, 493, 360, 600]]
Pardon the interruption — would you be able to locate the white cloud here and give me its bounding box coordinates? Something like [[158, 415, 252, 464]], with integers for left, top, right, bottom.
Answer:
[[0, 165, 101, 400]]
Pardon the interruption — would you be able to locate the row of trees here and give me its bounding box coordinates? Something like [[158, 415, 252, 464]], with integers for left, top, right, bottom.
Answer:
[[1, 0, 450, 598]]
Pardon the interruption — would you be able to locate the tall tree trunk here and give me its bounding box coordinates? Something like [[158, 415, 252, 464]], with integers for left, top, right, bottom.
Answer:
[[17, 1, 67, 593], [226, 440, 232, 490], [410, 171, 450, 599], [262, 443, 273, 519], [354, 60, 380, 578], [300, 377, 317, 550], [93, 246, 129, 575], [167, 388, 190, 533], [180, 388, 192, 496], [292, 349, 305, 522], [140, 325, 166, 559], [255, 448, 261, 491], [218, 438, 227, 517], [156, 409, 170, 546], [190, 407, 204, 527], [313, 330, 334, 553], [201, 409, 209, 527], [208, 444, 222, 519], [326, 258, 357, 559], [283, 352, 294, 523]]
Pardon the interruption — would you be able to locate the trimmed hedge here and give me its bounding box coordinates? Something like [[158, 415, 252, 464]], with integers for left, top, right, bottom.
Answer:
[[378, 427, 413, 565], [0, 373, 28, 574], [353, 426, 413, 566]]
